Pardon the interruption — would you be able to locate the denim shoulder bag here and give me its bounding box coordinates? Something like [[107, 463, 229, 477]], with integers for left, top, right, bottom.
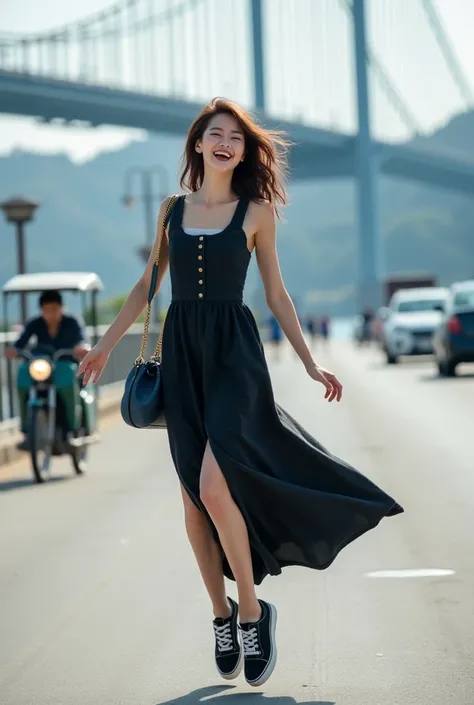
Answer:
[[121, 195, 179, 430]]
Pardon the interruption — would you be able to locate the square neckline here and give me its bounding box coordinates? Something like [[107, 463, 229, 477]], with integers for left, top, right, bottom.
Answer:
[[179, 195, 244, 237]]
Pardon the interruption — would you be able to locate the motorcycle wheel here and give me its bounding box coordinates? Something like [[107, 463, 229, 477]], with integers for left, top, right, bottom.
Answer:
[[29, 406, 53, 483], [71, 411, 88, 475]]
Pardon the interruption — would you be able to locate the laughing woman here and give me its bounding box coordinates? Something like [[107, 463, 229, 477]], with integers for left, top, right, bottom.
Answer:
[[78, 98, 403, 687]]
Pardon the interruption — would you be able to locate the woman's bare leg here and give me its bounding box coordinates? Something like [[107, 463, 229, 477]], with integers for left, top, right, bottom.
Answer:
[[199, 442, 261, 624], [179, 484, 231, 619]]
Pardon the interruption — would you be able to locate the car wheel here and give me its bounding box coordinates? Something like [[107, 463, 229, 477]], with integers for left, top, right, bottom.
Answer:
[[445, 360, 456, 377], [438, 359, 456, 377], [386, 352, 398, 365]]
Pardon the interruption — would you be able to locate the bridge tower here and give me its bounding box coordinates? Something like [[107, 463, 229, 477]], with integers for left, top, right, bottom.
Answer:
[[249, 0, 268, 321], [352, 0, 382, 310], [250, 0, 266, 111]]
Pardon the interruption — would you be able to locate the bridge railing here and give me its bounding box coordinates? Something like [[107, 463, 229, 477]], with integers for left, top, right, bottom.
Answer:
[[0, 0, 252, 108], [0, 324, 156, 424]]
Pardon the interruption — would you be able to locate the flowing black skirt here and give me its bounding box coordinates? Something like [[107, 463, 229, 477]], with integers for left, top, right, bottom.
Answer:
[[162, 300, 403, 586]]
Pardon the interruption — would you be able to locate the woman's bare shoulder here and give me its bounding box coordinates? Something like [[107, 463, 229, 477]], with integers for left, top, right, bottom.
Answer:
[[248, 199, 276, 225], [157, 193, 184, 218]]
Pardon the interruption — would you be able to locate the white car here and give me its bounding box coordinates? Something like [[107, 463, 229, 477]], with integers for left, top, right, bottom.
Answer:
[[383, 287, 449, 364]]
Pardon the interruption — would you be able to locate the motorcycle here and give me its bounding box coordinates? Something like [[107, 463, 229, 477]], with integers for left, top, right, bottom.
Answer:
[[16, 346, 99, 483], [2, 270, 103, 483]]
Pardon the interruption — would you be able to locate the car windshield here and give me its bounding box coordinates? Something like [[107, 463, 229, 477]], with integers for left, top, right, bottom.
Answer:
[[453, 289, 474, 308], [396, 299, 444, 313]]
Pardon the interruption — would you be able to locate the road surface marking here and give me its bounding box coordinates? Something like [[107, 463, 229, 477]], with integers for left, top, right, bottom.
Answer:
[[365, 569, 455, 579]]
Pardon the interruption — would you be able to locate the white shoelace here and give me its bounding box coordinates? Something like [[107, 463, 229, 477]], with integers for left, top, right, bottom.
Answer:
[[213, 622, 234, 653], [240, 626, 261, 656]]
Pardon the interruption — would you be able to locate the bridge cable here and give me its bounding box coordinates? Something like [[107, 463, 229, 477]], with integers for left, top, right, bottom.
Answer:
[[420, 0, 474, 108], [336, 0, 421, 135], [0, 0, 204, 42]]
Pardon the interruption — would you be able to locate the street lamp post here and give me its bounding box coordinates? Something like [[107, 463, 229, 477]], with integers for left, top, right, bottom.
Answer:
[[122, 165, 169, 323], [1, 196, 39, 323]]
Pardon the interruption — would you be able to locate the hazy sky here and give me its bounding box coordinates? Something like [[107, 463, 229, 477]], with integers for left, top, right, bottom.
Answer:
[[0, 0, 473, 162]]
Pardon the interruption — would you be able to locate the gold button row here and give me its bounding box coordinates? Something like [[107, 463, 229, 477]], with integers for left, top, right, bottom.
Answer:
[[198, 237, 204, 299]]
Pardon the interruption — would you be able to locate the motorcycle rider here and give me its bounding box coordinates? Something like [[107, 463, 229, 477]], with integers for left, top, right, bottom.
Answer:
[[4, 289, 90, 449], [5, 289, 89, 361]]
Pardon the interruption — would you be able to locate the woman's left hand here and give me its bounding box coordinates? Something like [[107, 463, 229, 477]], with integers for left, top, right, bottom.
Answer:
[[305, 363, 343, 402]]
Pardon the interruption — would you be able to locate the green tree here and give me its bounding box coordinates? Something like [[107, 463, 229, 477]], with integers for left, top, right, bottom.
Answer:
[[84, 293, 131, 325], [83, 293, 166, 326]]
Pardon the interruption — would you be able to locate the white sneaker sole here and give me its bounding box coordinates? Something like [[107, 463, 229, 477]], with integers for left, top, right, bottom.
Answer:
[[246, 602, 278, 687]]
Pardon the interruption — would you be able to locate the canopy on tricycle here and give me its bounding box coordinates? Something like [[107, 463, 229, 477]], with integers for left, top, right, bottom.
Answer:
[[2, 270, 104, 339], [2, 271, 104, 294]]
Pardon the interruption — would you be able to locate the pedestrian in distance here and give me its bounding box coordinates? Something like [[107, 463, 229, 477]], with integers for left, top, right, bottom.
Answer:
[[361, 306, 375, 345], [268, 313, 283, 361], [78, 97, 403, 688], [306, 314, 318, 349], [320, 314, 331, 342]]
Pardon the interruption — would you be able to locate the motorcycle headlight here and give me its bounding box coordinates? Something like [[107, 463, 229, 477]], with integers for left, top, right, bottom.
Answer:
[[29, 359, 52, 382]]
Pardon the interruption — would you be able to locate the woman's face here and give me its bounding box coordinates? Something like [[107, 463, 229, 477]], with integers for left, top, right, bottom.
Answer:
[[196, 112, 245, 174]]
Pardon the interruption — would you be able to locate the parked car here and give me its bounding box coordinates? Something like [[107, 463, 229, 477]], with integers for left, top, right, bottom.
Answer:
[[433, 280, 474, 376], [383, 287, 448, 364]]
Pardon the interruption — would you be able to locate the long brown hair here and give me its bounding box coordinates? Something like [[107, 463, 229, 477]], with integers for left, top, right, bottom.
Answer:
[[180, 97, 290, 215]]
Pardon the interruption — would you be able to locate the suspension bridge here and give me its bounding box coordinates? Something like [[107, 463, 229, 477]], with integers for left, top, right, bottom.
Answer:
[[0, 0, 473, 307]]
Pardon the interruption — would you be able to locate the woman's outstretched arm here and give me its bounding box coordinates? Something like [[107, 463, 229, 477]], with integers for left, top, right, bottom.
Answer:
[[78, 196, 172, 384], [253, 201, 342, 402]]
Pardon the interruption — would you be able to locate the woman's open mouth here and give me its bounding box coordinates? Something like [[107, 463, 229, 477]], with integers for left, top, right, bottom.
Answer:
[[213, 150, 232, 162]]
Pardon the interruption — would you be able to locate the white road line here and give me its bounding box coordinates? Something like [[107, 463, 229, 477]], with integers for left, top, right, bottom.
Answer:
[[365, 569, 455, 578]]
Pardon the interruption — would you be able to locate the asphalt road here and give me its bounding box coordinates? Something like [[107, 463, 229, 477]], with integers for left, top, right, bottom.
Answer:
[[1, 340, 473, 705]]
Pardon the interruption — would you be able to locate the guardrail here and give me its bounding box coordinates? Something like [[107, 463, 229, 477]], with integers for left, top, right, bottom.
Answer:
[[0, 324, 158, 423]]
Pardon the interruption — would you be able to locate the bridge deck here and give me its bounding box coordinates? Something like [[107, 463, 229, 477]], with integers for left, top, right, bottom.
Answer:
[[2, 70, 474, 192]]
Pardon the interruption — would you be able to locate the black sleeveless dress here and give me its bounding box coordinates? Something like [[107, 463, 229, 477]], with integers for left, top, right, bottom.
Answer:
[[161, 195, 403, 586]]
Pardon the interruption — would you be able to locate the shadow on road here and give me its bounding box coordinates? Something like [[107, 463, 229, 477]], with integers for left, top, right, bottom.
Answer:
[[365, 356, 435, 372], [154, 684, 335, 705], [0, 475, 72, 493], [418, 370, 474, 383]]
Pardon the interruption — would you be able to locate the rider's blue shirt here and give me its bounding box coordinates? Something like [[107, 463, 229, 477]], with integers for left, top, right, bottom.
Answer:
[[14, 314, 87, 352]]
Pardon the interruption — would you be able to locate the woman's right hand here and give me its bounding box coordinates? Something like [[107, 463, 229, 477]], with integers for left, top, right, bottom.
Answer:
[[77, 342, 111, 385]]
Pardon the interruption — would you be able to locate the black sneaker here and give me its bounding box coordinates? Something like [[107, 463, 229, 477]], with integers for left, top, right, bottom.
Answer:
[[240, 600, 277, 687], [213, 597, 243, 680]]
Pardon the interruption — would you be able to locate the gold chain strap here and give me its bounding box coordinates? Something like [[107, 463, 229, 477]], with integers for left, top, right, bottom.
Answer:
[[135, 195, 178, 366]]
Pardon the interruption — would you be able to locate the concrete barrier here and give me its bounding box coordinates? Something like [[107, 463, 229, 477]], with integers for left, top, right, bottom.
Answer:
[[0, 381, 125, 467]]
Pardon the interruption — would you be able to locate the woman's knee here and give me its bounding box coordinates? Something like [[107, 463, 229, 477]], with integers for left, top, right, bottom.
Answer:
[[199, 443, 230, 515]]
